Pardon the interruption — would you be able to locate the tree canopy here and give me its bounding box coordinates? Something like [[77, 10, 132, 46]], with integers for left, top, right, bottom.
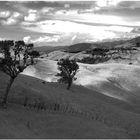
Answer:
[[56, 58, 79, 90], [0, 40, 38, 106]]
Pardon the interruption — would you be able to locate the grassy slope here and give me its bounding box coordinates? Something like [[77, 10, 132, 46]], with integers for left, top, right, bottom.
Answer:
[[1, 71, 140, 138], [23, 59, 140, 108], [1, 104, 124, 139], [77, 63, 140, 104]]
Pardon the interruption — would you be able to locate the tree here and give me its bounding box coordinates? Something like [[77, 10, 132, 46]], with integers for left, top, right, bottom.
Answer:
[[0, 40, 38, 107], [56, 58, 79, 90], [28, 50, 40, 64]]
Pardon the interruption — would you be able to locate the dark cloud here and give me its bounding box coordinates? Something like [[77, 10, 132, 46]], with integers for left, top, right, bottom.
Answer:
[[0, 1, 12, 10], [0, 25, 53, 40], [21, 1, 61, 9], [4, 1, 95, 11], [91, 1, 140, 22], [96, 6, 140, 17], [118, 1, 140, 8]]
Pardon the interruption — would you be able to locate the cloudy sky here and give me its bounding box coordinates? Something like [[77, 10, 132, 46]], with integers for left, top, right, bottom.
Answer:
[[0, 0, 140, 46]]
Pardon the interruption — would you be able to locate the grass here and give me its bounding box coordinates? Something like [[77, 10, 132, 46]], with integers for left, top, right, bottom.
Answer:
[[1, 71, 140, 138]]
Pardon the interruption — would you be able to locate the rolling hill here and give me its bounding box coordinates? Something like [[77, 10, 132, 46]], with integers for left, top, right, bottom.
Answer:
[[1, 70, 140, 138], [35, 36, 140, 65], [23, 59, 140, 111], [1, 36, 140, 138], [35, 36, 140, 54]]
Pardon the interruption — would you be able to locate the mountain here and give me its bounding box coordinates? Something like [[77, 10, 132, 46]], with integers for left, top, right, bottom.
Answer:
[[129, 36, 140, 44], [35, 36, 138, 54], [35, 45, 66, 53], [38, 35, 140, 64], [63, 43, 96, 53]]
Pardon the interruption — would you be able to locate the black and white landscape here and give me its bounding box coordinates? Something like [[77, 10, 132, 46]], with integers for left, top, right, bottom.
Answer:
[[1, 0, 140, 139]]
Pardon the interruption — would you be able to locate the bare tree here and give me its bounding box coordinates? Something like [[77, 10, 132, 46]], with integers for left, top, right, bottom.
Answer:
[[56, 58, 79, 90], [0, 40, 38, 107]]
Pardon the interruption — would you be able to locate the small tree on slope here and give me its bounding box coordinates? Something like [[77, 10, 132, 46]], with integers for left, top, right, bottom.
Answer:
[[56, 58, 79, 90], [28, 50, 40, 64], [0, 40, 38, 107]]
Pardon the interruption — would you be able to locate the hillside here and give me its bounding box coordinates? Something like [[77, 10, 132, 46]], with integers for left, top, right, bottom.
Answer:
[[23, 59, 140, 110], [1, 0, 140, 138], [36, 37, 135, 54], [35, 36, 140, 53], [36, 36, 140, 64], [1, 69, 140, 138], [1, 104, 125, 139], [1, 36, 140, 138], [35, 45, 66, 53]]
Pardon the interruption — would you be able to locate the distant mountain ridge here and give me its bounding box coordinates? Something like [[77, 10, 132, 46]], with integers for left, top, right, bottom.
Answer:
[[35, 36, 140, 53]]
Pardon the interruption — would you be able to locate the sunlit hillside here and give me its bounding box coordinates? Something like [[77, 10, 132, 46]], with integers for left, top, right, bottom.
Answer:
[[23, 59, 140, 109]]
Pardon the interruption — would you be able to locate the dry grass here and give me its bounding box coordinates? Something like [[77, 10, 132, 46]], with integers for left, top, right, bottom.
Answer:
[[1, 71, 140, 138]]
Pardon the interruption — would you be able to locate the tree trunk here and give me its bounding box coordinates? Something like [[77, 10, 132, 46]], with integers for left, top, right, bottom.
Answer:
[[67, 79, 72, 90], [2, 77, 15, 107], [31, 56, 34, 65]]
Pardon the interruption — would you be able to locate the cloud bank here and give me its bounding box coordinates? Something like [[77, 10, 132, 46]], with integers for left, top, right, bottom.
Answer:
[[0, 1, 140, 46]]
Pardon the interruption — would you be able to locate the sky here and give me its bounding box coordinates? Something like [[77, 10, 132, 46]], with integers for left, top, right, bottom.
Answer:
[[0, 0, 140, 46]]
